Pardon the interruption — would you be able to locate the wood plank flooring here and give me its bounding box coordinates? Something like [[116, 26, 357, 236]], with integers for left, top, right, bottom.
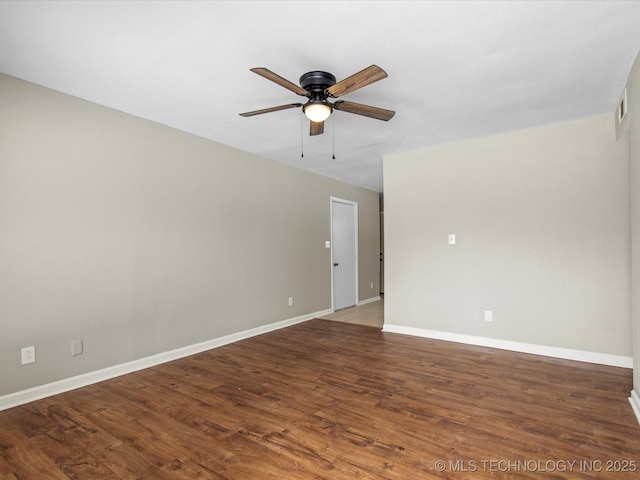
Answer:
[[318, 298, 384, 328], [1, 319, 639, 479]]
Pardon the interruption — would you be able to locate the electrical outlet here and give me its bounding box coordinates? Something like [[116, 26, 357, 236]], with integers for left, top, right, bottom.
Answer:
[[21, 346, 36, 365], [288, 297, 294, 307], [484, 310, 493, 322], [370, 281, 374, 289]]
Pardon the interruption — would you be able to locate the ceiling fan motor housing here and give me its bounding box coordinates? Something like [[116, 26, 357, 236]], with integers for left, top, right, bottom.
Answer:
[[299, 71, 336, 99]]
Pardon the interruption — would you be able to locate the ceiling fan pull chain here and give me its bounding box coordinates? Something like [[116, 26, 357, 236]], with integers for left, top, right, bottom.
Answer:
[[332, 114, 336, 160], [300, 110, 304, 158]]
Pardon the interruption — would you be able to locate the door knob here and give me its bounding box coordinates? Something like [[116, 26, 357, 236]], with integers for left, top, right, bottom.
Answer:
[[333, 263, 339, 267]]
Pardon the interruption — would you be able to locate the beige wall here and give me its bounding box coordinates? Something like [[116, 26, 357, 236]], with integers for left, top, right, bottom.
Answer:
[[629, 52, 640, 390], [384, 114, 631, 357], [0, 74, 380, 396]]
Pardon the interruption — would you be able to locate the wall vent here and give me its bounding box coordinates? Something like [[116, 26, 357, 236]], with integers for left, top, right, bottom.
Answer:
[[618, 88, 628, 125]]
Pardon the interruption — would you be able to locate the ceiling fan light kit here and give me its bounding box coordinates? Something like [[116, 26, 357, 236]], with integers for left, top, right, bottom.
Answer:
[[240, 65, 395, 136], [303, 101, 332, 122]]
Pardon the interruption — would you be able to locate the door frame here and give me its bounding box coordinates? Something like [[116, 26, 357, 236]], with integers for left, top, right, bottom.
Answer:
[[330, 196, 359, 311]]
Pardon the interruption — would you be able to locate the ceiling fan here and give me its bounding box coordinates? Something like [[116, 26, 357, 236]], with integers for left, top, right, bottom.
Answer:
[[239, 65, 395, 136]]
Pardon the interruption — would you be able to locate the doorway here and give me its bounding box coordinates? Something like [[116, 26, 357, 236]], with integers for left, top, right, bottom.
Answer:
[[331, 197, 358, 311]]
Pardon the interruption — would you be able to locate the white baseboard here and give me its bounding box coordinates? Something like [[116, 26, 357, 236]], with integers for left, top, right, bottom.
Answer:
[[0, 308, 332, 412], [630, 390, 640, 426], [358, 296, 382, 306], [382, 324, 633, 368]]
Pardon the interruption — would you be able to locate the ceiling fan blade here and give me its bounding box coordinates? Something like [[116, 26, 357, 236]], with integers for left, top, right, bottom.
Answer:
[[310, 121, 325, 136], [333, 100, 395, 121], [239, 103, 303, 117], [250, 68, 309, 96], [326, 65, 388, 98]]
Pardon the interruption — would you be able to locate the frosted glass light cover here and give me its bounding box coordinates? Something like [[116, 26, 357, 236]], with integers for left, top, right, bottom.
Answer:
[[304, 103, 331, 122]]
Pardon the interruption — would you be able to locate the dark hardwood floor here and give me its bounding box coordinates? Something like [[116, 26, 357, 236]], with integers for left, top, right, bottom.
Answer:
[[1, 319, 639, 479]]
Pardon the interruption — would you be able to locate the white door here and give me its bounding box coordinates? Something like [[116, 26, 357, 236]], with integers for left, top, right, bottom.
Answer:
[[331, 198, 358, 310]]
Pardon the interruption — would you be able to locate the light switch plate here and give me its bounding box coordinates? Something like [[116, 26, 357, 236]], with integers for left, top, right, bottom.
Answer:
[[448, 234, 456, 245]]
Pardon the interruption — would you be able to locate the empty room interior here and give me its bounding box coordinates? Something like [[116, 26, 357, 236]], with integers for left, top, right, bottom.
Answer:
[[3, 1, 640, 478]]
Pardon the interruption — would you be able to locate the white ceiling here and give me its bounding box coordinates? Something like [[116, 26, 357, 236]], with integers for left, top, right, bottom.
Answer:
[[2, 1, 640, 192]]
